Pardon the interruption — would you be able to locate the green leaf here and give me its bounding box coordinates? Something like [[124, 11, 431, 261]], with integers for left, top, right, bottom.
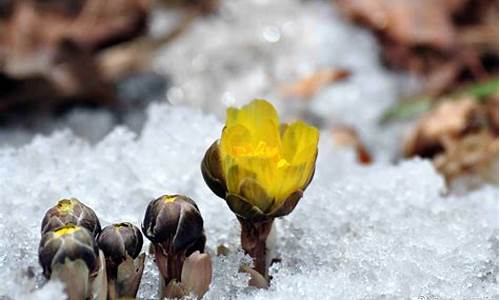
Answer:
[[380, 78, 498, 123], [379, 97, 432, 124], [459, 78, 498, 99]]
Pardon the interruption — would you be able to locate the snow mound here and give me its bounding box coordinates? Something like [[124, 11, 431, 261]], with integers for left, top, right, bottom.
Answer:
[[0, 103, 497, 299]]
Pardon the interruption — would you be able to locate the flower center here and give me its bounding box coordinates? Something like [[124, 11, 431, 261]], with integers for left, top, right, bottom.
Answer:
[[233, 141, 280, 158]]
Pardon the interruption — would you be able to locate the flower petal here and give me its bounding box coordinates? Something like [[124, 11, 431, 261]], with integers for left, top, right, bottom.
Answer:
[[220, 125, 252, 158], [225, 99, 281, 149], [238, 178, 274, 213], [226, 99, 279, 129], [274, 163, 306, 203], [281, 121, 319, 164]]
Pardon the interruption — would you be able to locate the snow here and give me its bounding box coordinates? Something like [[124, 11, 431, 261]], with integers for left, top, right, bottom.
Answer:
[[0, 104, 497, 299], [0, 0, 497, 299]]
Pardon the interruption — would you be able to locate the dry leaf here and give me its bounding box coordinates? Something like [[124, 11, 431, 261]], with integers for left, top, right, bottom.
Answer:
[[334, 0, 498, 95], [404, 96, 498, 183], [331, 126, 372, 164], [279, 69, 349, 99]]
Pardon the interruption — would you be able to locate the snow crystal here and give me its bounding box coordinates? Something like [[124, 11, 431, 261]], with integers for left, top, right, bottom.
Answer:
[[25, 281, 66, 300], [0, 103, 497, 299]]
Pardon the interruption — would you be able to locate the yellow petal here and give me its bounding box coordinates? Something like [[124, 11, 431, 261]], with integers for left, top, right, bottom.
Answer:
[[225, 164, 250, 195], [220, 125, 252, 158], [238, 178, 274, 212], [226, 99, 279, 129], [244, 156, 276, 197], [225, 100, 281, 149], [233, 156, 275, 195], [224, 157, 276, 212], [281, 121, 319, 164], [219, 99, 319, 212], [275, 121, 319, 202], [274, 163, 306, 205]]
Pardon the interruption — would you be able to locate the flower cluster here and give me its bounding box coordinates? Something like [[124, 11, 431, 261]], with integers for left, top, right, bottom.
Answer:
[[39, 198, 144, 300]]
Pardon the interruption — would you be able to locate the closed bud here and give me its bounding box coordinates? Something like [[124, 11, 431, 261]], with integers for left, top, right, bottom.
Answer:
[[97, 222, 143, 266], [142, 195, 205, 254], [142, 195, 209, 298], [98, 223, 144, 299], [41, 198, 101, 237], [38, 224, 98, 278]]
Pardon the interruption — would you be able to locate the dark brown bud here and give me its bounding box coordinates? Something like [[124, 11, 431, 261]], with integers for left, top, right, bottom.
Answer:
[[142, 195, 205, 254], [97, 222, 143, 265], [41, 198, 101, 237], [38, 224, 98, 278]]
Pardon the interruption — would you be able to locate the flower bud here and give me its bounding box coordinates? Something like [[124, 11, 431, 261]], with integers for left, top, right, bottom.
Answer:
[[38, 224, 98, 278], [97, 222, 143, 266], [142, 195, 208, 298], [142, 195, 205, 254], [98, 222, 144, 299], [41, 198, 101, 237]]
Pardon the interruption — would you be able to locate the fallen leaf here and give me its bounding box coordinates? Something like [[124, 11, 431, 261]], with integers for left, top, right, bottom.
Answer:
[[279, 69, 349, 99]]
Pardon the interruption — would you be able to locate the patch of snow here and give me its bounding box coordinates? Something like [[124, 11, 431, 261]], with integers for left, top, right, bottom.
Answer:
[[0, 104, 497, 299]]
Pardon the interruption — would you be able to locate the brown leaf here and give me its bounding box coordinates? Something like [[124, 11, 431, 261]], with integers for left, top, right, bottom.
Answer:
[[0, 0, 149, 113], [331, 126, 372, 164], [434, 130, 499, 183], [404, 96, 498, 183], [279, 69, 350, 99], [404, 98, 480, 158], [334, 0, 498, 95], [335, 0, 460, 49]]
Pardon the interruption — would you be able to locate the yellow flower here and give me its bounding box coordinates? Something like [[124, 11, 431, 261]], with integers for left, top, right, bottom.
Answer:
[[202, 99, 319, 220]]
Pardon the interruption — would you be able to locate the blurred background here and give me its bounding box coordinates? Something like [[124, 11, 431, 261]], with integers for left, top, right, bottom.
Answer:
[[0, 0, 498, 189]]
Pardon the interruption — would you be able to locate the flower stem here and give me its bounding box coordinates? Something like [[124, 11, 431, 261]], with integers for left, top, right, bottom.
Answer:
[[103, 260, 119, 300], [238, 217, 274, 286], [166, 252, 185, 283], [154, 244, 186, 298]]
